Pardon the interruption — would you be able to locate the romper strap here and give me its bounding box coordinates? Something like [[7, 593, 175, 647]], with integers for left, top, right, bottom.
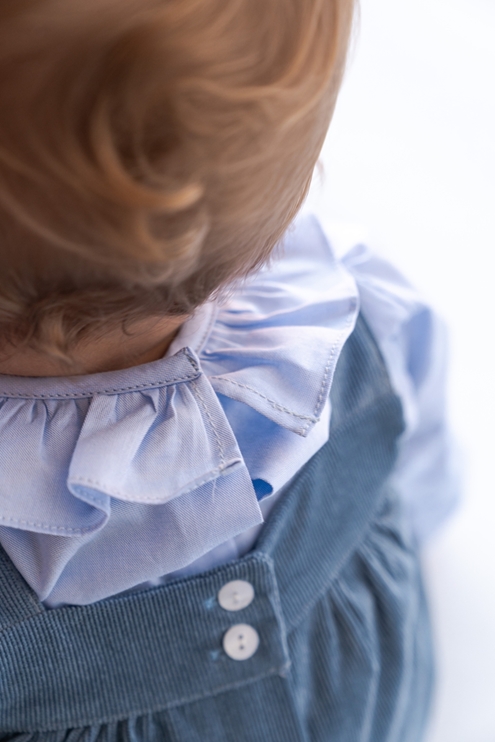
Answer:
[[0, 546, 44, 630]]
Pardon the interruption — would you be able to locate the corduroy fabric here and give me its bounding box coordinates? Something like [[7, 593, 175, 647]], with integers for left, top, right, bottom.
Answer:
[[0, 316, 433, 741]]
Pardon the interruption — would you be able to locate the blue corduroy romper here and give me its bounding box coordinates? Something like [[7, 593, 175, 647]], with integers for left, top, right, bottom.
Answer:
[[0, 316, 433, 741]]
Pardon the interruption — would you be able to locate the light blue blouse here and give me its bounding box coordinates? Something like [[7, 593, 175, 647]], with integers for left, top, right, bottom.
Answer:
[[0, 216, 458, 606]]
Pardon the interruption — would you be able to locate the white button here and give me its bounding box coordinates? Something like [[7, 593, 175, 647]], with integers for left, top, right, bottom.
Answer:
[[218, 580, 255, 611], [223, 624, 259, 661]]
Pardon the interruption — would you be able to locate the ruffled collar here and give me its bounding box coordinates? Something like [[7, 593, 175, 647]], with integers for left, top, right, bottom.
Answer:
[[0, 215, 359, 606]]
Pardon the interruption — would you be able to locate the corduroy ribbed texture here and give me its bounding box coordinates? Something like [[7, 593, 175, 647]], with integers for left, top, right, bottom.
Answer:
[[0, 316, 433, 741]]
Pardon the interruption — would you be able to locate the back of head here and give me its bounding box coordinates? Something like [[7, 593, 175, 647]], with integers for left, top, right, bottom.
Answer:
[[0, 0, 355, 361]]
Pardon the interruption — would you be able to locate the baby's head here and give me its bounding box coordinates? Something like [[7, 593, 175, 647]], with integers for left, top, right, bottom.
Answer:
[[0, 0, 354, 372]]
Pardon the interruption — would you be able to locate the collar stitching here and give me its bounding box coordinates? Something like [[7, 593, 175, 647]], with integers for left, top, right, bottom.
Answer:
[[0, 514, 97, 534], [209, 377, 318, 422], [0, 370, 200, 400], [312, 298, 358, 417], [189, 379, 226, 468]]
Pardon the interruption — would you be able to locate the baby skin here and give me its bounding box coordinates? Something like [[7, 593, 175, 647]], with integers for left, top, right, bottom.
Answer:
[[0, 315, 186, 377]]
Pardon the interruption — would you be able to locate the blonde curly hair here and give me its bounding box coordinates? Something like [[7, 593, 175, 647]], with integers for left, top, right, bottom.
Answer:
[[0, 0, 355, 361]]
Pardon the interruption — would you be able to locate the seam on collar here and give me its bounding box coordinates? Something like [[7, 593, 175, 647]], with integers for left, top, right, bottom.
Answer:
[[0, 514, 97, 534], [209, 377, 319, 423], [69, 464, 237, 502], [0, 370, 200, 400], [188, 378, 226, 469], [312, 297, 358, 418]]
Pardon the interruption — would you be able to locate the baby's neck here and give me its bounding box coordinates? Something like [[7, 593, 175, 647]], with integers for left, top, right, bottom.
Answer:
[[0, 316, 186, 377]]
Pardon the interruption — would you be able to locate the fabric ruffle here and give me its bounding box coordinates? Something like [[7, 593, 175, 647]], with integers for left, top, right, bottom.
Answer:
[[0, 215, 359, 605], [339, 241, 460, 539]]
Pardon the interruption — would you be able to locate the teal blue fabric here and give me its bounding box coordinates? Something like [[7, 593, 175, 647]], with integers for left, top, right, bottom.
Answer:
[[0, 316, 433, 741]]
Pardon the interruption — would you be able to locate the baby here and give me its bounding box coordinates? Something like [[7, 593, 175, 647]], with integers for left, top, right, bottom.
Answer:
[[0, 0, 455, 739]]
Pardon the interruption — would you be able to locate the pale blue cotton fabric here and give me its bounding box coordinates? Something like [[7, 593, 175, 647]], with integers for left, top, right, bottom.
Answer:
[[0, 215, 457, 606]]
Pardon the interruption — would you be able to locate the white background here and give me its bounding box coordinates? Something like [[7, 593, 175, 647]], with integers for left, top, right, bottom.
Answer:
[[306, 1, 495, 740]]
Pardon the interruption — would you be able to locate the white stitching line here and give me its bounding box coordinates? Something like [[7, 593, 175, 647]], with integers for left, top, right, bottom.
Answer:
[[209, 377, 317, 422], [70, 466, 231, 502], [0, 371, 199, 400], [312, 298, 359, 420], [189, 379, 226, 469], [183, 350, 200, 373], [210, 298, 358, 433], [0, 515, 99, 534]]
